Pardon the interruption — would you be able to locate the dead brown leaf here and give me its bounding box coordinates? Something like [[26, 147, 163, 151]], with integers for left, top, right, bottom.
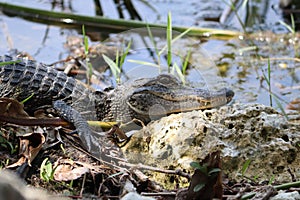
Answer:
[[0, 98, 69, 127], [53, 159, 107, 181], [54, 163, 89, 181], [0, 97, 30, 118], [7, 131, 45, 168]]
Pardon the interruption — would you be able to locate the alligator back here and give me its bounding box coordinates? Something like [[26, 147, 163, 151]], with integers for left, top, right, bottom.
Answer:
[[0, 55, 96, 116]]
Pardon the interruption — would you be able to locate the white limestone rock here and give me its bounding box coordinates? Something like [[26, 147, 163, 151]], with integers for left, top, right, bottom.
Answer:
[[123, 103, 300, 187]]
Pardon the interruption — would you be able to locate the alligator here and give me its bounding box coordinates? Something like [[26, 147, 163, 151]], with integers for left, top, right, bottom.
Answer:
[[0, 55, 234, 158]]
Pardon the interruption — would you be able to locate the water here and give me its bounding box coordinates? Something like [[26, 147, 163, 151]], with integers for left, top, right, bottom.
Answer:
[[0, 0, 299, 112]]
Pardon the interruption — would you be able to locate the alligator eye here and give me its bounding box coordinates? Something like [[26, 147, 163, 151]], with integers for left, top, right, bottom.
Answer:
[[158, 76, 171, 85], [143, 74, 180, 87]]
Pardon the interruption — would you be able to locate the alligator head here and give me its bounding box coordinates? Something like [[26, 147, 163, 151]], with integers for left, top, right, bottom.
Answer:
[[99, 74, 234, 124]]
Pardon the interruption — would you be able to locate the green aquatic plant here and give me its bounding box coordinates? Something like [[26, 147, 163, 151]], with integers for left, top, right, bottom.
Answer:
[[125, 13, 192, 84], [240, 159, 251, 177], [279, 14, 296, 34], [40, 158, 55, 182], [222, 0, 248, 33], [82, 25, 93, 84], [167, 12, 172, 71], [21, 93, 34, 104], [0, 60, 21, 66], [262, 58, 272, 107], [103, 40, 132, 83], [261, 59, 288, 119]]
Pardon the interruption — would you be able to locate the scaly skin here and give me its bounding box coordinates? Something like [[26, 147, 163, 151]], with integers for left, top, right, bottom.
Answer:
[[0, 55, 234, 159], [0, 55, 234, 124]]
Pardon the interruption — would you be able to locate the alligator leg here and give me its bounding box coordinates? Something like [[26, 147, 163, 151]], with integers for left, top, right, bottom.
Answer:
[[53, 100, 98, 155], [53, 100, 125, 164]]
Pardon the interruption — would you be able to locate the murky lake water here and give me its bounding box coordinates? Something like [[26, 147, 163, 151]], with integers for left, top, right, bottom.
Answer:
[[0, 0, 299, 113]]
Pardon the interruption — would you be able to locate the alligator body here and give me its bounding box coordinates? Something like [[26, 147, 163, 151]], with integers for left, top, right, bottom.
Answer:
[[0, 55, 234, 124], [0, 55, 234, 158]]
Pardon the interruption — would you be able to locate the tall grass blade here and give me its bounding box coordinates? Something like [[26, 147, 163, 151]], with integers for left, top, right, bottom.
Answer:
[[261, 60, 287, 119], [82, 25, 93, 83], [221, 0, 247, 33], [158, 27, 192, 56], [115, 49, 120, 69], [273, 96, 288, 120], [147, 25, 161, 70], [173, 62, 185, 85], [279, 15, 295, 34], [136, 0, 158, 13], [267, 58, 272, 106], [127, 59, 160, 68], [268, 175, 275, 185], [103, 40, 131, 83], [167, 12, 172, 72], [241, 159, 251, 176], [82, 25, 89, 55], [182, 49, 191, 75], [291, 14, 295, 34], [103, 54, 120, 82], [119, 39, 132, 68], [262, 58, 272, 106]]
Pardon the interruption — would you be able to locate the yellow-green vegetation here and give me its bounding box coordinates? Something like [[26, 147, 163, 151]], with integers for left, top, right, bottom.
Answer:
[[103, 39, 132, 84], [40, 158, 55, 182], [82, 25, 94, 84]]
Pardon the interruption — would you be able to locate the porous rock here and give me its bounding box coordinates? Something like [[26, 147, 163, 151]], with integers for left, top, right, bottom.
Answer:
[[270, 191, 300, 200], [122, 103, 300, 187]]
